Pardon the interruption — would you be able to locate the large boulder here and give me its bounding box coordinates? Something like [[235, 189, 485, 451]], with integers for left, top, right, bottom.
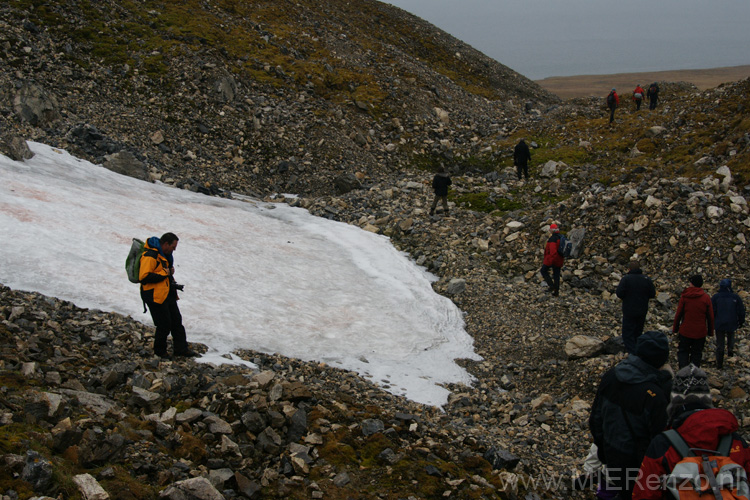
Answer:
[[4, 136, 34, 161], [102, 151, 148, 180], [565, 335, 604, 359], [13, 83, 60, 126], [160, 477, 225, 500]]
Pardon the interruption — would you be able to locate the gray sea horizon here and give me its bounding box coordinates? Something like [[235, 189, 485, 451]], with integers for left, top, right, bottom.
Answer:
[[385, 0, 750, 80]]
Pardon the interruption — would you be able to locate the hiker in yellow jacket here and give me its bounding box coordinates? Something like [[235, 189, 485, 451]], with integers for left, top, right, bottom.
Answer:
[[139, 232, 197, 358]]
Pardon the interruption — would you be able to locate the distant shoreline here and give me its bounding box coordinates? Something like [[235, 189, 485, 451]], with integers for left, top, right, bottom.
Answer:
[[535, 65, 750, 100]]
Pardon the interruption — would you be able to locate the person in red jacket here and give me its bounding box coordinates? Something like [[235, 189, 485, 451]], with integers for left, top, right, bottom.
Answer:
[[633, 84, 645, 111], [633, 364, 750, 500], [540, 223, 564, 296], [673, 275, 714, 368]]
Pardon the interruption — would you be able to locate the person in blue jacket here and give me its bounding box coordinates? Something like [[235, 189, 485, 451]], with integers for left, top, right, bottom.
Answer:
[[711, 278, 745, 369]]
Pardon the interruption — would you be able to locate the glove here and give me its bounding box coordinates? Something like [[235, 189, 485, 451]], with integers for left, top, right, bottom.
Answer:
[[174, 284, 185, 291]]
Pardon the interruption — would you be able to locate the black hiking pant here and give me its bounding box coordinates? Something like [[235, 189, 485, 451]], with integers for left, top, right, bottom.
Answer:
[[540, 265, 561, 295], [715, 330, 736, 368], [430, 194, 448, 215], [515, 163, 529, 180], [677, 335, 706, 368], [621, 314, 647, 354], [146, 298, 188, 356]]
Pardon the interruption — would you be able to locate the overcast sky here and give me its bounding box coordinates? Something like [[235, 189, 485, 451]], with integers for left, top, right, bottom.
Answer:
[[384, 0, 750, 79]]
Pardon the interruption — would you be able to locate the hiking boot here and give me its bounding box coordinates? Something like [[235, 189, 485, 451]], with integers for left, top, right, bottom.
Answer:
[[174, 349, 199, 358], [155, 351, 171, 360]]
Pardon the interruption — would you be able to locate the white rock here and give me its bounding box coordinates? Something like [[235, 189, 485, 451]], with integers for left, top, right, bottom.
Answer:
[[160, 477, 224, 500], [633, 215, 650, 232], [73, 474, 109, 500], [716, 165, 732, 178], [624, 188, 639, 203], [540, 160, 560, 178], [647, 126, 666, 137], [707, 206, 724, 219], [565, 335, 603, 359], [506, 221, 524, 231], [645, 195, 662, 208], [434, 107, 450, 125]]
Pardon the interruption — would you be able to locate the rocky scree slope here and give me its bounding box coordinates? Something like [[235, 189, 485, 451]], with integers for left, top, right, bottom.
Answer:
[[0, 0, 557, 199]]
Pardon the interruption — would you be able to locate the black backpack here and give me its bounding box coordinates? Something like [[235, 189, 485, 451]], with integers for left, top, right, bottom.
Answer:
[[557, 234, 573, 258], [606, 92, 615, 106]]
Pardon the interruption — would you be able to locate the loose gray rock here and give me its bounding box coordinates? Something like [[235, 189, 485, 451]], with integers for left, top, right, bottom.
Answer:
[[484, 447, 520, 471], [160, 477, 225, 500], [5, 136, 34, 161], [361, 418, 385, 436], [13, 83, 60, 126], [102, 151, 148, 180]]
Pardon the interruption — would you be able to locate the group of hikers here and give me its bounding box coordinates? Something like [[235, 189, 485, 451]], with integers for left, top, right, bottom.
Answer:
[[536, 221, 749, 499], [583, 260, 748, 498], [607, 82, 660, 124], [141, 182, 747, 500]]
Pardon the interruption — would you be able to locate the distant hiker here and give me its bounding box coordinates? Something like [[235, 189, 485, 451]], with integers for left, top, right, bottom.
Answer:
[[646, 82, 660, 110], [606, 88, 619, 124], [673, 275, 713, 369], [590, 331, 673, 500], [632, 84, 645, 111], [633, 364, 750, 500], [711, 278, 746, 369], [616, 260, 656, 354], [429, 166, 452, 216], [513, 138, 532, 180], [540, 223, 564, 296], [140, 232, 198, 359]]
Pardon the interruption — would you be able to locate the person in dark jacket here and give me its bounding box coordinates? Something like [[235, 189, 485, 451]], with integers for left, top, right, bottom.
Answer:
[[633, 364, 750, 500], [429, 167, 452, 216], [589, 331, 672, 500], [711, 278, 746, 369], [606, 88, 620, 124], [540, 223, 564, 296], [646, 82, 660, 110], [513, 138, 532, 180], [616, 261, 657, 354], [673, 275, 714, 368], [139, 233, 197, 359]]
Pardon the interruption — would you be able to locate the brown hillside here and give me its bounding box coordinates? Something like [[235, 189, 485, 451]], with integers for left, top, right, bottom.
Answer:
[[536, 65, 750, 99]]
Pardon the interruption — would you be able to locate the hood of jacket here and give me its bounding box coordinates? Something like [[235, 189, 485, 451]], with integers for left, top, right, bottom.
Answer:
[[719, 279, 732, 292], [146, 236, 174, 267], [681, 286, 706, 299], [614, 355, 662, 385], [674, 407, 738, 451]]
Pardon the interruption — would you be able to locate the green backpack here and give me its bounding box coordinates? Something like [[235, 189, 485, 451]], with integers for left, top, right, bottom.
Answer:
[[125, 238, 145, 283]]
